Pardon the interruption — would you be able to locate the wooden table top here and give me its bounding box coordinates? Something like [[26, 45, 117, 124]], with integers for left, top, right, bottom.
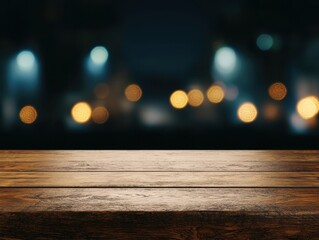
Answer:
[[0, 150, 319, 239]]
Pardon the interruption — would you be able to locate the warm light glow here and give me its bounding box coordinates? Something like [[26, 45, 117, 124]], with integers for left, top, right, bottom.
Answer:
[[188, 89, 204, 107], [237, 102, 258, 123], [296, 96, 319, 120], [207, 85, 225, 103], [92, 106, 109, 124], [71, 102, 92, 123], [170, 90, 188, 109], [125, 84, 142, 102], [268, 82, 287, 101], [19, 105, 37, 124], [94, 83, 109, 99]]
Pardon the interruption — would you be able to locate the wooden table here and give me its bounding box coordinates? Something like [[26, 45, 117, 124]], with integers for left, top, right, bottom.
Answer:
[[0, 150, 318, 239]]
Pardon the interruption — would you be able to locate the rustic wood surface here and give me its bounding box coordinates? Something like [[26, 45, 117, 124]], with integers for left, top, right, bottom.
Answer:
[[0, 150, 318, 239], [1, 172, 319, 187]]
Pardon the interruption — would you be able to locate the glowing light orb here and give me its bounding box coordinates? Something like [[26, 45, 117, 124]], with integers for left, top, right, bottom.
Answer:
[[16, 51, 35, 71], [296, 96, 319, 120], [256, 34, 274, 51], [268, 82, 287, 101], [125, 84, 142, 102], [237, 102, 258, 123], [90, 46, 109, 65], [170, 90, 188, 109], [71, 102, 92, 124], [92, 106, 109, 124], [19, 105, 37, 124], [207, 85, 225, 103], [188, 89, 204, 107], [214, 47, 237, 74]]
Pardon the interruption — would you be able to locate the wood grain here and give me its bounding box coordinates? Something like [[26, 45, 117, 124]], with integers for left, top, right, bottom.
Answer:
[[1, 188, 318, 214], [1, 150, 319, 172], [1, 172, 318, 187], [1, 212, 318, 240], [0, 150, 318, 239]]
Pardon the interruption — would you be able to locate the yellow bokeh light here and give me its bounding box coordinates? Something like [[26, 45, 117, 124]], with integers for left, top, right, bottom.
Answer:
[[19, 105, 37, 124], [170, 90, 188, 109], [296, 96, 319, 120], [237, 102, 258, 123], [71, 102, 92, 124], [92, 106, 109, 124], [94, 83, 109, 99], [207, 85, 225, 103], [268, 82, 287, 101], [188, 89, 204, 107], [125, 84, 142, 102]]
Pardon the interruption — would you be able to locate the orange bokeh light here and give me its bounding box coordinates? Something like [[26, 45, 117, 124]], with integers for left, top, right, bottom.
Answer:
[[19, 105, 37, 124], [125, 84, 142, 102], [92, 106, 109, 124], [188, 89, 204, 107], [207, 85, 225, 103], [268, 82, 287, 101]]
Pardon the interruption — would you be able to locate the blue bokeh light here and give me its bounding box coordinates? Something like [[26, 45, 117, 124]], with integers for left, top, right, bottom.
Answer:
[[85, 46, 109, 77], [16, 51, 36, 71], [256, 34, 274, 51], [214, 47, 237, 75], [90, 46, 108, 65], [7, 50, 39, 95]]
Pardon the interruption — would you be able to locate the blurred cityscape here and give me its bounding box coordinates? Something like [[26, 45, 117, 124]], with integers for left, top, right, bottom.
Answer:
[[0, 0, 319, 149]]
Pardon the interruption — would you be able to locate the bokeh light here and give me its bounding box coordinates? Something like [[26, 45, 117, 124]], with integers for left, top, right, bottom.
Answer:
[[268, 82, 287, 101], [187, 89, 204, 107], [225, 85, 239, 101], [125, 84, 142, 102], [19, 105, 37, 124], [170, 90, 188, 109], [207, 84, 225, 103], [92, 106, 109, 124], [290, 112, 308, 133], [140, 104, 172, 126], [296, 96, 319, 120], [16, 50, 35, 71], [90, 46, 109, 65], [9, 50, 39, 95], [263, 103, 281, 121], [71, 102, 92, 124], [237, 102, 258, 123], [214, 47, 237, 74], [94, 83, 109, 99], [256, 34, 274, 51]]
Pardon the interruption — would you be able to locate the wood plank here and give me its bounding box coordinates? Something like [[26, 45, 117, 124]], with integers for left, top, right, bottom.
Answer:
[[1, 172, 319, 187], [1, 212, 318, 240], [1, 188, 318, 214], [1, 150, 319, 172], [0, 150, 318, 239]]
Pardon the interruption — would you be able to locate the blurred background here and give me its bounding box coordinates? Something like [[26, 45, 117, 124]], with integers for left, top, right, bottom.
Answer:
[[1, 0, 319, 149]]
